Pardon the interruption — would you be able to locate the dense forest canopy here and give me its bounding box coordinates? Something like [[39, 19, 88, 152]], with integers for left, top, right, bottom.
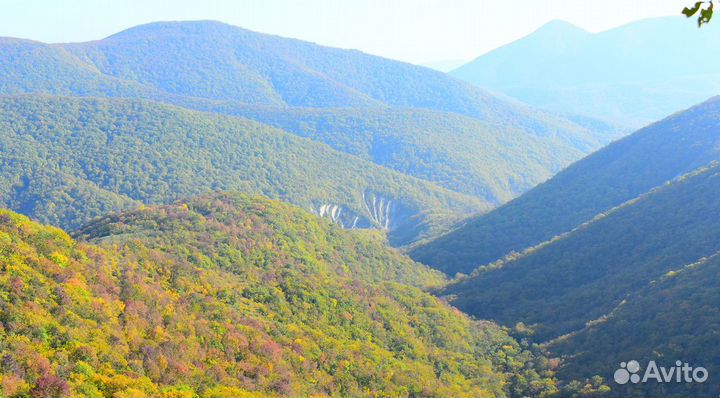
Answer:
[[0, 95, 490, 247], [411, 96, 720, 275], [0, 7, 717, 397], [0, 193, 560, 398], [0, 20, 625, 212]]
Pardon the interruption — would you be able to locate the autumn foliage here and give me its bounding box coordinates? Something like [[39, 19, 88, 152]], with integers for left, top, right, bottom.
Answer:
[[0, 194, 557, 397]]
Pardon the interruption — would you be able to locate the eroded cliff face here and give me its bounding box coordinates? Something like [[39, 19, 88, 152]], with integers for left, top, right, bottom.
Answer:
[[315, 203, 363, 229], [362, 191, 396, 229], [312, 191, 416, 235]]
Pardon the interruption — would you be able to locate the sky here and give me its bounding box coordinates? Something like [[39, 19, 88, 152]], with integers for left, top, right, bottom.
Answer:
[[0, 0, 684, 68]]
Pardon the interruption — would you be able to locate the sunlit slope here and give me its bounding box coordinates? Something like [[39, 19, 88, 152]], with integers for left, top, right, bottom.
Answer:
[[0, 194, 557, 397]]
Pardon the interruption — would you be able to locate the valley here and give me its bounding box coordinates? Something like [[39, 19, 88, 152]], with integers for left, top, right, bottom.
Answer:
[[0, 6, 718, 398]]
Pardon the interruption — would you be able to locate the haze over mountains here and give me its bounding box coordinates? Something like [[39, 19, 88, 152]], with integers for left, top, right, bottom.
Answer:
[[0, 20, 626, 244], [2, 13, 719, 398], [452, 17, 720, 127], [413, 97, 720, 396], [411, 97, 720, 274], [442, 161, 720, 339]]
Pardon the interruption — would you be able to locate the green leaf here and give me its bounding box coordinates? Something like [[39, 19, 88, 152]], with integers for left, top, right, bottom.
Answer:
[[699, 1, 714, 26], [683, 1, 704, 17]]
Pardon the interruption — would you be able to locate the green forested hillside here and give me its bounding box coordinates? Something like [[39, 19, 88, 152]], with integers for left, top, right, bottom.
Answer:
[[0, 194, 558, 397], [411, 96, 720, 275], [434, 162, 720, 396], [71, 19, 623, 149], [0, 21, 625, 210], [200, 104, 611, 204], [0, 20, 615, 133], [0, 38, 162, 99], [440, 162, 720, 341], [60, 20, 556, 122], [0, 95, 485, 245], [550, 251, 720, 397]]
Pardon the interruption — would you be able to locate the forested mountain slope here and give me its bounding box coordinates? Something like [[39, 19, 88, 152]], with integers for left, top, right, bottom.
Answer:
[[550, 249, 720, 397], [202, 104, 609, 203], [0, 194, 558, 397], [440, 162, 720, 342], [60, 20, 569, 124], [432, 160, 720, 396], [0, 37, 162, 99], [452, 17, 720, 126], [411, 97, 720, 275], [0, 20, 615, 133], [0, 21, 625, 208], [549, 253, 720, 396], [0, 95, 485, 245]]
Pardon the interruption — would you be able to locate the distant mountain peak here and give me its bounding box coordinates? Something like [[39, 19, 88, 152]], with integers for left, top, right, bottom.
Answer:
[[450, 16, 720, 125], [532, 19, 590, 37], [105, 19, 242, 40]]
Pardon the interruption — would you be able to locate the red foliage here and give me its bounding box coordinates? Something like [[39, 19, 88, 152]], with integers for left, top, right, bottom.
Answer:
[[30, 375, 69, 398]]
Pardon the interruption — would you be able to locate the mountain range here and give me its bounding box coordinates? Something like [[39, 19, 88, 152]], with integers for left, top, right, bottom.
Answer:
[[1, 15, 718, 398], [0, 20, 625, 236], [451, 17, 720, 127]]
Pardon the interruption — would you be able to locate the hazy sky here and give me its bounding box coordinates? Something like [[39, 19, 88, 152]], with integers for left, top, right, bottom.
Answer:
[[0, 0, 685, 66]]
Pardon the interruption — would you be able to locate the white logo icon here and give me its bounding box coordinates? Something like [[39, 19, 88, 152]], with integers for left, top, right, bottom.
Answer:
[[614, 360, 641, 384], [614, 360, 708, 385]]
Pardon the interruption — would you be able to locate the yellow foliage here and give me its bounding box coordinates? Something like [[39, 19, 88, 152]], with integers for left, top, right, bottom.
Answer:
[[113, 387, 148, 398], [0, 200, 557, 398], [202, 385, 256, 398], [49, 251, 70, 268], [160, 385, 196, 398], [1, 374, 30, 397]]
